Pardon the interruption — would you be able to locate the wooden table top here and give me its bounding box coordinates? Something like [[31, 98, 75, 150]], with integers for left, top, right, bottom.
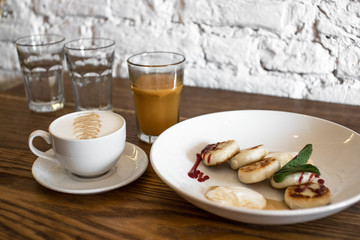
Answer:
[[1, 76, 360, 239]]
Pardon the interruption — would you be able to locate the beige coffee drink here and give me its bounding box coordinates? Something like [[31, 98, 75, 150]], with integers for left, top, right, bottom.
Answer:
[[51, 111, 123, 140]]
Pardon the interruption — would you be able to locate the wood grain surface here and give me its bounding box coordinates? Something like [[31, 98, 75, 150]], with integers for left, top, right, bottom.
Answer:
[[1, 76, 360, 240]]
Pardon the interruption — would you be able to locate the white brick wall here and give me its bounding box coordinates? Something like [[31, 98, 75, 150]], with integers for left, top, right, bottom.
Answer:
[[1, 0, 359, 105]]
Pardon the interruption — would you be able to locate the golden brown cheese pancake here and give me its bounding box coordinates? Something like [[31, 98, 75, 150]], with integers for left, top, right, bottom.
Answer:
[[284, 183, 331, 209], [237, 157, 280, 184], [201, 140, 240, 166], [230, 144, 268, 170]]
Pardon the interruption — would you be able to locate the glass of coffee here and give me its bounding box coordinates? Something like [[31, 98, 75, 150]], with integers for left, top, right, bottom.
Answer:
[[127, 52, 185, 144], [15, 34, 65, 112], [64, 38, 115, 111]]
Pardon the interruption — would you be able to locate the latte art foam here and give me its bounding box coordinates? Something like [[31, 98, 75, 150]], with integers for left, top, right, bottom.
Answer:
[[73, 112, 102, 139], [50, 111, 123, 140]]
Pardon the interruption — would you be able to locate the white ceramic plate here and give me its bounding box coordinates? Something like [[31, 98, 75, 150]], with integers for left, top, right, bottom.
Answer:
[[32, 142, 148, 194], [150, 110, 360, 224]]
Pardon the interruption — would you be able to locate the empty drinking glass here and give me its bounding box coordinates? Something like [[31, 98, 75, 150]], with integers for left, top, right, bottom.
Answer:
[[15, 34, 65, 112], [64, 38, 115, 111]]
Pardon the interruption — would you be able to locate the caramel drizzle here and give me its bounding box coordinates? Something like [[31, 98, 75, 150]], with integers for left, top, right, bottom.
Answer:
[[73, 112, 101, 139]]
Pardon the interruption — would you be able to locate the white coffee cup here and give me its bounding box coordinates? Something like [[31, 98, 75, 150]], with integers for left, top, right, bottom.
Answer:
[[29, 110, 126, 177]]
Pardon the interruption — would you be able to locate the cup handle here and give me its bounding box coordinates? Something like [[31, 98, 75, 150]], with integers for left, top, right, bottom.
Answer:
[[28, 130, 59, 164]]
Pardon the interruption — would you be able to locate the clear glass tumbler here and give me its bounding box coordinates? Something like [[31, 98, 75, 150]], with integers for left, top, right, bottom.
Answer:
[[15, 34, 65, 112], [64, 38, 115, 111], [127, 52, 186, 144]]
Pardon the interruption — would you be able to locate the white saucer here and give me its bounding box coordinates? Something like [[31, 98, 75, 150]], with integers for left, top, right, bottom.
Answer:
[[32, 142, 148, 194]]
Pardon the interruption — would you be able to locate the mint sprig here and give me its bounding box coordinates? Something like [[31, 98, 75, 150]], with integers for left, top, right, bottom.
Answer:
[[272, 144, 321, 183]]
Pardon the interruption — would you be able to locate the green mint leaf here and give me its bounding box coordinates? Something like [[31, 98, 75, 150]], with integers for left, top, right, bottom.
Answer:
[[273, 164, 321, 183], [272, 144, 321, 183], [281, 144, 313, 170]]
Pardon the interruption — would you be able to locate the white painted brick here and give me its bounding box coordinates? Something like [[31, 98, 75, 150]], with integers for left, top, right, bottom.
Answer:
[[342, 81, 360, 105], [111, 0, 176, 25], [0, 0, 44, 41], [186, 66, 307, 99], [317, 1, 360, 37], [182, 0, 289, 32], [0, 19, 36, 41], [0, 42, 19, 70], [204, 34, 257, 67], [33, 0, 111, 18], [0, 70, 23, 91], [337, 43, 360, 78], [307, 81, 360, 106], [260, 39, 336, 74], [283, 2, 318, 39], [242, 74, 307, 99], [50, 17, 94, 40], [302, 74, 360, 105]]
